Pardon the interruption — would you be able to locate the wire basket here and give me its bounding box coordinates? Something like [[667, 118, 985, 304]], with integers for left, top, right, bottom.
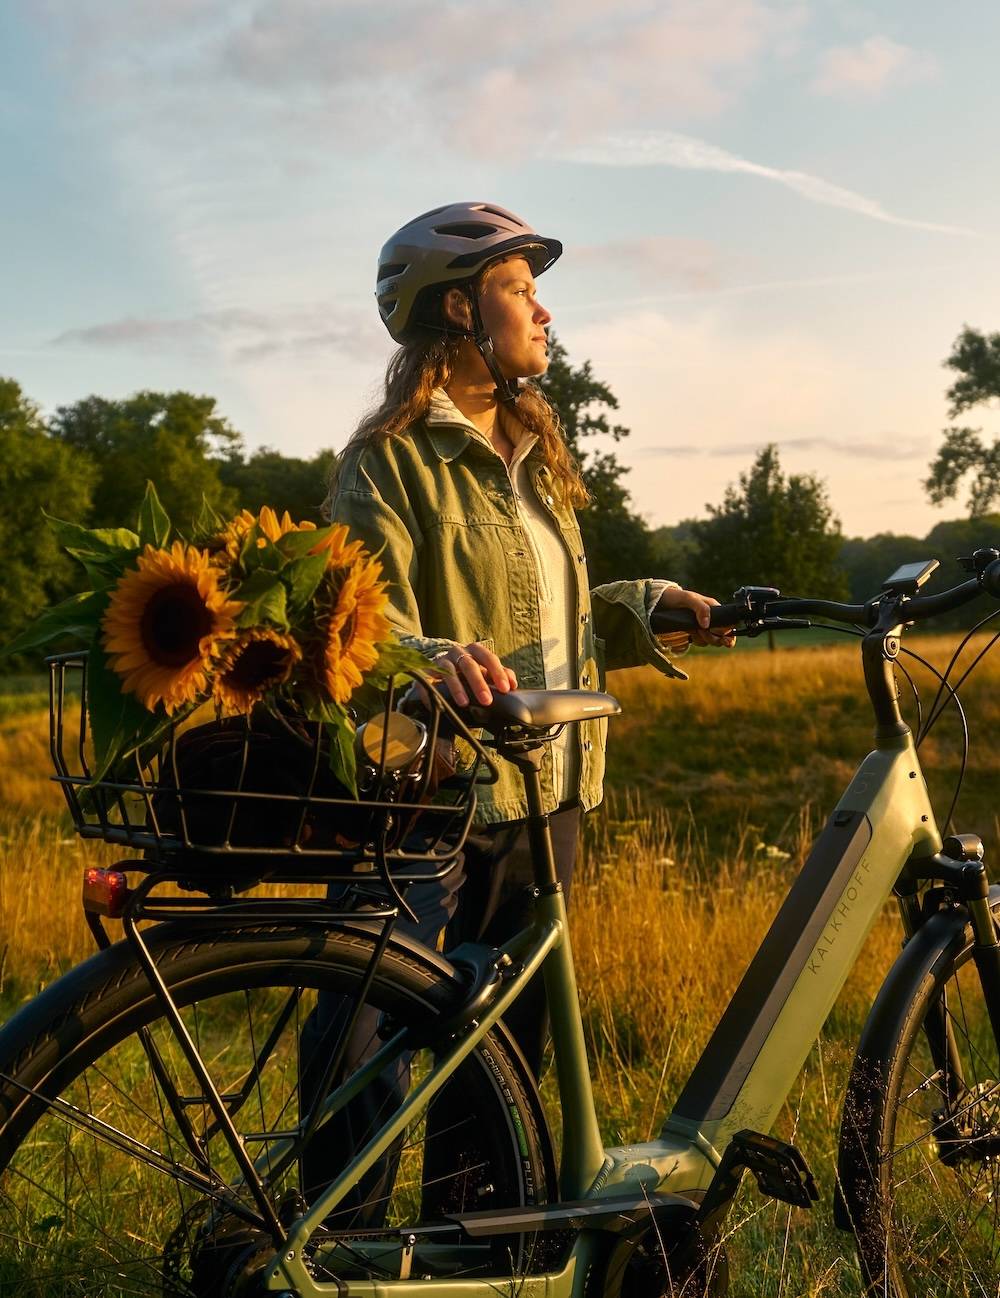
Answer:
[[48, 652, 495, 889]]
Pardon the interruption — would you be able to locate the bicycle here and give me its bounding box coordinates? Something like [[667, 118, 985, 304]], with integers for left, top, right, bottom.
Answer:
[[3, 551, 1000, 1297]]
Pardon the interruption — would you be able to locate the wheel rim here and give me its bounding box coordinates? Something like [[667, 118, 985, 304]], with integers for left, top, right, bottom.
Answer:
[[881, 949, 1000, 1297], [0, 949, 535, 1296]]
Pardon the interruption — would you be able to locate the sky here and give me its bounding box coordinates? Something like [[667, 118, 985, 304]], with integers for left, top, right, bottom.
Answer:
[[2, 1, 998, 543]]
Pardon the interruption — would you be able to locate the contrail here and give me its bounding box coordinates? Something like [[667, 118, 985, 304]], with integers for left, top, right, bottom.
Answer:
[[555, 130, 976, 237]]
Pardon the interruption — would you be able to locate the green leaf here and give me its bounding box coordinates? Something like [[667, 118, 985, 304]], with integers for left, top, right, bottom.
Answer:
[[137, 481, 171, 548], [2, 590, 107, 657], [45, 514, 140, 559], [323, 713, 358, 798], [192, 494, 227, 544], [362, 639, 432, 690], [86, 641, 154, 781], [238, 525, 283, 575], [235, 571, 289, 630], [284, 550, 329, 614], [273, 524, 337, 561]]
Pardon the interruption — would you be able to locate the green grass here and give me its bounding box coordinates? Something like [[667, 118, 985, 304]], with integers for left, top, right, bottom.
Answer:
[[2, 635, 1000, 1293]]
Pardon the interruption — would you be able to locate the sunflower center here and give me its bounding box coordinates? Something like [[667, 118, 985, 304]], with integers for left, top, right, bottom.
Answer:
[[140, 583, 214, 667], [225, 639, 288, 689]]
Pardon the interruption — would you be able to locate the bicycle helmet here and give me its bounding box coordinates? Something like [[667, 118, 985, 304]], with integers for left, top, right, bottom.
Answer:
[[375, 201, 562, 403]]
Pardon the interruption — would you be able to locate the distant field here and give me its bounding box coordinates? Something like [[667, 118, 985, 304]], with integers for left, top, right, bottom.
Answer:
[[1, 634, 998, 1294]]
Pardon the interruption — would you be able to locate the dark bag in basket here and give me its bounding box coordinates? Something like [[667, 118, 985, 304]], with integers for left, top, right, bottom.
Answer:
[[151, 712, 374, 874]]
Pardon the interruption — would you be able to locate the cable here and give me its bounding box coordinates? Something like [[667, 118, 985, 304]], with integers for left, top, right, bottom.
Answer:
[[900, 646, 970, 835], [894, 656, 923, 737], [917, 608, 1000, 744]]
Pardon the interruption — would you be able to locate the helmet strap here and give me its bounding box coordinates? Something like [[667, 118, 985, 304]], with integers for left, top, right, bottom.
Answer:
[[465, 285, 522, 407]]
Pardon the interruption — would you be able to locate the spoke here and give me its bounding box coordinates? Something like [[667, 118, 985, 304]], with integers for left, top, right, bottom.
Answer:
[[2, 1161, 168, 1291], [0, 1071, 261, 1224]]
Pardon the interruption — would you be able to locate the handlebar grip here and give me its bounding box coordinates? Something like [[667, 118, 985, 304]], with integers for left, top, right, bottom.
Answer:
[[650, 603, 745, 634]]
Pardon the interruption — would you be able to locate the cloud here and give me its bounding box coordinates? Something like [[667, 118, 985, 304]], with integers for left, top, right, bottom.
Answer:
[[560, 308, 945, 532], [637, 435, 931, 461], [555, 130, 975, 237], [216, 0, 799, 143], [41, 0, 803, 150], [812, 36, 938, 100], [574, 237, 724, 291], [52, 305, 385, 364]]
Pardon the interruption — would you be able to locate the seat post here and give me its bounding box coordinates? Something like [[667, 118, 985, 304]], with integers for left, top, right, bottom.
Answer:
[[504, 747, 560, 891]]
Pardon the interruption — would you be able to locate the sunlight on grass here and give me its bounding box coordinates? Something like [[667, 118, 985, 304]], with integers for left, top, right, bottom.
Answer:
[[2, 632, 1000, 1294]]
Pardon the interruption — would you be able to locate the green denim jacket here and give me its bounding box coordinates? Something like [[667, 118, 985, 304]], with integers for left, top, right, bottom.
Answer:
[[330, 418, 687, 824]]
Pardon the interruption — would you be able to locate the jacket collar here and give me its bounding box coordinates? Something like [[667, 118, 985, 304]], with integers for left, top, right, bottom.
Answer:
[[425, 422, 473, 463], [424, 388, 538, 464]]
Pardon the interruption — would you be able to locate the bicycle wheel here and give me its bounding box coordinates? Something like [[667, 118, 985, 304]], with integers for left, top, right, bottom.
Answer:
[[0, 922, 553, 1296], [840, 919, 1000, 1297]]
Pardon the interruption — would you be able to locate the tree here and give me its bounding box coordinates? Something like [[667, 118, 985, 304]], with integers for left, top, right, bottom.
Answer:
[[649, 521, 700, 589], [839, 532, 924, 604], [219, 445, 336, 523], [0, 378, 97, 649], [925, 326, 1000, 515], [688, 445, 847, 637], [536, 334, 653, 582], [48, 391, 240, 532]]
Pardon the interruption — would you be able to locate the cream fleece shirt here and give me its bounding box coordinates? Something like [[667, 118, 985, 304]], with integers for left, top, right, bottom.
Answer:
[[427, 390, 581, 801]]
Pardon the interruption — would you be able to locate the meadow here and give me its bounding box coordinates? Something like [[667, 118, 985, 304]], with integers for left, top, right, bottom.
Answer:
[[1, 632, 999, 1294]]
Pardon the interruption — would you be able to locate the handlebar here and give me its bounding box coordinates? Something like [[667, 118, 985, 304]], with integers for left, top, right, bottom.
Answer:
[[650, 559, 1000, 638]]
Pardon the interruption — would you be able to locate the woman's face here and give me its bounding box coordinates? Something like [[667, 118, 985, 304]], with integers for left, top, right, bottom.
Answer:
[[467, 255, 553, 379]]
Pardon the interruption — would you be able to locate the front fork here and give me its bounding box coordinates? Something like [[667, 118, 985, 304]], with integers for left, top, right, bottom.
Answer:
[[898, 835, 1000, 1105]]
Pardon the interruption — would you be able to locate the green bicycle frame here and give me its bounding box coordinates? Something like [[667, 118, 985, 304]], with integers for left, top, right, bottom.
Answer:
[[264, 703, 946, 1295]]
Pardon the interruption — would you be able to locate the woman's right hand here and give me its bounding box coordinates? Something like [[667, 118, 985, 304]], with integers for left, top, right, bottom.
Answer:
[[435, 642, 518, 708]]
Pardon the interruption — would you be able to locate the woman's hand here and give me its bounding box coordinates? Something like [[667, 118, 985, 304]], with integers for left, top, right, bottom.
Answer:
[[656, 587, 736, 649], [435, 642, 518, 707]]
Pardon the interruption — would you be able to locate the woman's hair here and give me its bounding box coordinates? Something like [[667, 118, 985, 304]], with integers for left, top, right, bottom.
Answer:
[[328, 271, 589, 510]]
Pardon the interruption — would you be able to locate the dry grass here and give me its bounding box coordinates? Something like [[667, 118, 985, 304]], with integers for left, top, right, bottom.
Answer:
[[2, 633, 1000, 1293]]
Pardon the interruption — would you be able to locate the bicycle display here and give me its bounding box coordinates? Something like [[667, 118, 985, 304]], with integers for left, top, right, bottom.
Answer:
[[3, 550, 1000, 1296]]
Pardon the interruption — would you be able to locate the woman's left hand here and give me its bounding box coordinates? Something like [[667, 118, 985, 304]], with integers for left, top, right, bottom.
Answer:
[[655, 586, 736, 648]]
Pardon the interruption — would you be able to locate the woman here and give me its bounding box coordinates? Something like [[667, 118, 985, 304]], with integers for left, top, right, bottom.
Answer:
[[301, 203, 731, 1214], [326, 201, 731, 1065]]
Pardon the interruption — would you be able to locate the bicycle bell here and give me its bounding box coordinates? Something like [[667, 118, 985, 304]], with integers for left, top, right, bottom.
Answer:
[[354, 711, 428, 793]]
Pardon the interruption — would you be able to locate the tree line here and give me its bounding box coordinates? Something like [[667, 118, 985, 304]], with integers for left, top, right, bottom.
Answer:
[[2, 324, 1000, 657]]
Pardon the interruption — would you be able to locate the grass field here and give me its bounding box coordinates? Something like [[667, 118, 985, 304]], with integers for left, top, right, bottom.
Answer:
[[1, 632, 999, 1293]]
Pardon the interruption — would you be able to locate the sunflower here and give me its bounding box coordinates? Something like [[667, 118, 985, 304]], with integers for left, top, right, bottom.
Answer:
[[102, 542, 243, 714], [313, 553, 391, 704], [307, 521, 366, 567], [209, 509, 256, 567], [211, 506, 320, 567], [212, 627, 302, 714], [257, 505, 314, 543]]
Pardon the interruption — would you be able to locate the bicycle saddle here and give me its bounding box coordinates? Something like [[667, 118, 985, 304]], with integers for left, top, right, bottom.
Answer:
[[477, 688, 621, 729]]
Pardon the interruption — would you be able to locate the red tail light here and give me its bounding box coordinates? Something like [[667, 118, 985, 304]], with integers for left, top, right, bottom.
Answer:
[[82, 867, 130, 918]]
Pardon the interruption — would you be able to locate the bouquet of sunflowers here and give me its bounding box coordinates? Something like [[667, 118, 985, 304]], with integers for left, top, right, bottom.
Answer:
[[5, 483, 426, 792]]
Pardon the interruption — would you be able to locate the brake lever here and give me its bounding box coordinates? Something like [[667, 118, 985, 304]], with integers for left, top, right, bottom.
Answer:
[[739, 617, 811, 639]]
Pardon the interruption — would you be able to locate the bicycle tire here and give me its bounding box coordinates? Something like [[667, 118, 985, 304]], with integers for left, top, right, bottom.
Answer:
[[0, 921, 554, 1296], [839, 909, 1000, 1297]]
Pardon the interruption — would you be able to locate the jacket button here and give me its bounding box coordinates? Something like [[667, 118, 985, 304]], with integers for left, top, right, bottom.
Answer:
[[580, 612, 589, 624], [545, 494, 554, 506], [577, 553, 585, 564], [581, 672, 591, 687], [583, 740, 593, 752]]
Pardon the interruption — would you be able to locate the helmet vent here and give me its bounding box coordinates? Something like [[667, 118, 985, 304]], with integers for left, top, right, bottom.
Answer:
[[434, 222, 497, 240], [478, 205, 515, 220], [377, 262, 407, 280]]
